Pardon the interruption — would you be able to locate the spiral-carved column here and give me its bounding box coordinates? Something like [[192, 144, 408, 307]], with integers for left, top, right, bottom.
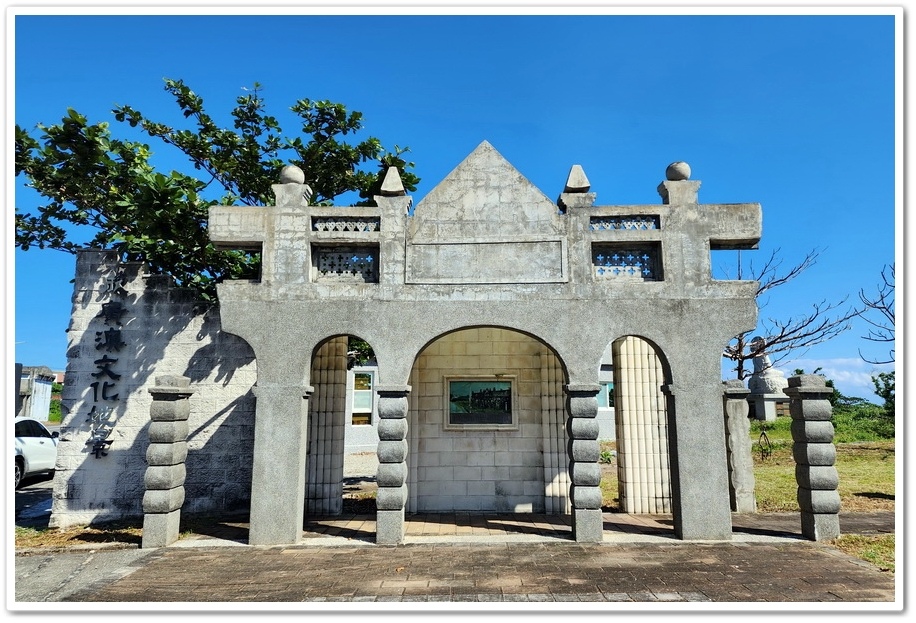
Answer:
[[142, 375, 194, 548], [784, 374, 840, 541], [375, 385, 411, 544], [565, 384, 603, 542]]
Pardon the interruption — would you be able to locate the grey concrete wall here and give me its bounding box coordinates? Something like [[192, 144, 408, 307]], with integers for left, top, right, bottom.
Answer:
[[49, 251, 257, 529], [50, 142, 762, 545], [209, 142, 761, 544]]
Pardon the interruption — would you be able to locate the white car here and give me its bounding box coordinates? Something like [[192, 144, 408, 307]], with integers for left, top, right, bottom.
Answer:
[[14, 417, 59, 489]]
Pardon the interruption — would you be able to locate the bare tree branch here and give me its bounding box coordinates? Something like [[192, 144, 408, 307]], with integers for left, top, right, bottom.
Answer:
[[859, 263, 895, 364], [723, 248, 862, 380]]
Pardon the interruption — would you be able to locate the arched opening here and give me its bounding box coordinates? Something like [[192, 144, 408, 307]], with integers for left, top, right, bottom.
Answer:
[[304, 334, 379, 518], [406, 326, 570, 521], [611, 335, 673, 515]]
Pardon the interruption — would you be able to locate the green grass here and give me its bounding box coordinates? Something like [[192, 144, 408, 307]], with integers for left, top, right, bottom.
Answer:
[[751, 406, 895, 444], [831, 535, 895, 573], [601, 422, 896, 573]]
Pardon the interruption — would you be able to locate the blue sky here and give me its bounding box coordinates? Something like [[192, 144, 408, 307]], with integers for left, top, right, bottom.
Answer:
[[8, 6, 900, 401]]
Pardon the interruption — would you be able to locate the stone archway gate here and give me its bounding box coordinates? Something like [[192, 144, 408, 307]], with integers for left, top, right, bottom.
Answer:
[[208, 141, 762, 546]]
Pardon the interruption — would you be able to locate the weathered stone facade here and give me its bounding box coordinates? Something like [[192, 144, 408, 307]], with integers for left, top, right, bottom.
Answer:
[[209, 141, 762, 544], [49, 141, 765, 546], [50, 253, 256, 528]]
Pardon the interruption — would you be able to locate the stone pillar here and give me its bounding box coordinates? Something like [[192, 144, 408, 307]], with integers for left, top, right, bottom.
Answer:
[[142, 375, 194, 548], [375, 385, 411, 544], [249, 383, 313, 546], [663, 380, 733, 541], [784, 374, 840, 541], [565, 384, 603, 543], [722, 380, 757, 513]]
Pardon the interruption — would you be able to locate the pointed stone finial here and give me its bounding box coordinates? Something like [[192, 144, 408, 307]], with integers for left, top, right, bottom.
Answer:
[[665, 161, 691, 181], [279, 165, 305, 184], [564, 165, 590, 193], [380, 166, 406, 196]]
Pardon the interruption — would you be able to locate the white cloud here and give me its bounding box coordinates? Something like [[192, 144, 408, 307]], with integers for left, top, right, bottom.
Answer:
[[777, 358, 895, 402]]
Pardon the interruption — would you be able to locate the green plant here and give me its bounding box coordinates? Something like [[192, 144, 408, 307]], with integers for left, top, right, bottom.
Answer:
[[872, 371, 895, 420], [47, 399, 62, 423], [16, 79, 419, 300]]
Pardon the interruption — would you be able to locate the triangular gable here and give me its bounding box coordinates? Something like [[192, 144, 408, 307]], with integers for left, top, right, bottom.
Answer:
[[405, 141, 568, 284], [409, 141, 562, 240]]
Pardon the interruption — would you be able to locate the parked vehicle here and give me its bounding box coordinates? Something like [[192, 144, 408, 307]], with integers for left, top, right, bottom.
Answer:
[[14, 417, 58, 489]]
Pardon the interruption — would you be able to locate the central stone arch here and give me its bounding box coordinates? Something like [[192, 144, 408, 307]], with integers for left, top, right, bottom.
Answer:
[[406, 326, 570, 516]]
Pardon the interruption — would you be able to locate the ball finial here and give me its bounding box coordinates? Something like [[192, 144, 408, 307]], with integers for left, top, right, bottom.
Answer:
[[665, 161, 691, 181], [279, 165, 305, 184]]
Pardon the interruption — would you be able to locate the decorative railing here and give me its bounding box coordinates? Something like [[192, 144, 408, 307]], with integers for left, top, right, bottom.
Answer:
[[312, 216, 380, 233], [590, 215, 660, 231]]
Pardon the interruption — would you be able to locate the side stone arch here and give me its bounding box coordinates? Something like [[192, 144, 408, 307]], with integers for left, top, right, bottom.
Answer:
[[304, 333, 380, 515]]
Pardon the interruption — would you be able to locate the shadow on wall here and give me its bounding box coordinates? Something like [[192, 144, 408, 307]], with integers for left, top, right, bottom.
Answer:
[[52, 250, 257, 528]]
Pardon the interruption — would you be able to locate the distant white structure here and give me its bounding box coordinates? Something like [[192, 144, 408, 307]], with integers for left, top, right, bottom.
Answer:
[[746, 337, 789, 421], [17, 365, 55, 421]]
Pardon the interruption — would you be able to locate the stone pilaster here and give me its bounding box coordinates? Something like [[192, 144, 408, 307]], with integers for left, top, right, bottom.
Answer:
[[784, 374, 840, 541], [249, 383, 313, 546], [722, 380, 756, 513], [565, 384, 603, 543], [142, 375, 194, 548], [375, 385, 411, 544]]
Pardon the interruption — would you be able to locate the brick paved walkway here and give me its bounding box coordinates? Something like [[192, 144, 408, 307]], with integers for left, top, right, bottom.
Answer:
[[50, 511, 896, 606]]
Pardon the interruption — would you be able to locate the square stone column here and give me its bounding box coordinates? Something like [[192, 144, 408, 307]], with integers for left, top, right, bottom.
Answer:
[[723, 380, 757, 513], [663, 382, 733, 540], [249, 383, 313, 546]]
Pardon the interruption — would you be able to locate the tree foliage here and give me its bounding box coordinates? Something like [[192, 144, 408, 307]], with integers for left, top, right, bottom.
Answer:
[[723, 248, 861, 380], [872, 371, 895, 420], [16, 79, 419, 300], [859, 264, 895, 365]]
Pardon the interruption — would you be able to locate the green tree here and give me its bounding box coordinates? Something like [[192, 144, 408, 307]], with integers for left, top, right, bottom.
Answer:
[[872, 371, 895, 419], [16, 79, 419, 300]]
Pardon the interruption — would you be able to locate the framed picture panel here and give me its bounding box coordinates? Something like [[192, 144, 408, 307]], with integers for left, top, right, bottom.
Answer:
[[444, 376, 517, 430]]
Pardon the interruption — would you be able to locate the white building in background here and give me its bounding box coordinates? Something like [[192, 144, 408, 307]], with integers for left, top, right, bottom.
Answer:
[[17, 365, 55, 421]]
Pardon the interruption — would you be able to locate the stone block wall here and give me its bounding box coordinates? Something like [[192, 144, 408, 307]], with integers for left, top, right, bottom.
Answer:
[[407, 328, 566, 513], [50, 251, 257, 529]]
